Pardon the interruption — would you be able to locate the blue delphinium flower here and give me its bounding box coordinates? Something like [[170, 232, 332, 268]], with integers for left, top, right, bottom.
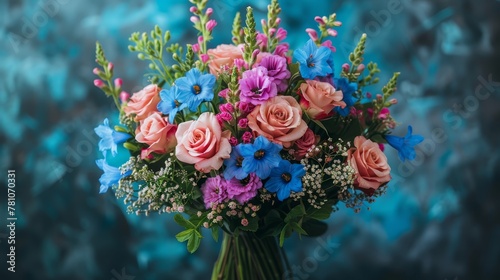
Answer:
[[175, 68, 216, 111], [384, 125, 424, 161], [239, 136, 282, 179], [265, 160, 306, 201], [157, 86, 189, 123], [94, 118, 131, 157], [223, 145, 249, 180], [293, 39, 333, 79], [95, 159, 132, 193], [333, 77, 357, 117]]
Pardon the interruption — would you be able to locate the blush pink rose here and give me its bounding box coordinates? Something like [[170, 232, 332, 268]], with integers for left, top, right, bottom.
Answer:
[[123, 84, 161, 121], [293, 128, 320, 160], [135, 112, 177, 158], [175, 112, 232, 173], [247, 96, 308, 148], [347, 136, 391, 195], [299, 80, 346, 120], [207, 44, 244, 75]]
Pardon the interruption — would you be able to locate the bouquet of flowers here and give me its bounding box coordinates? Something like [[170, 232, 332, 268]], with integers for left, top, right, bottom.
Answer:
[[93, 0, 423, 278]]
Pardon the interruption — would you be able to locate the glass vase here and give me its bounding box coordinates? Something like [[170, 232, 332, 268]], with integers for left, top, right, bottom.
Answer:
[[211, 232, 291, 280]]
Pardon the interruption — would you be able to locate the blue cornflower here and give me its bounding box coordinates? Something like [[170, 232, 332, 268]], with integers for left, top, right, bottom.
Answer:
[[239, 136, 282, 179], [293, 39, 333, 79], [95, 159, 132, 193], [334, 78, 357, 117], [175, 68, 216, 111], [223, 145, 248, 180], [94, 118, 131, 157], [157, 86, 189, 123], [384, 126, 424, 162], [265, 160, 306, 201]]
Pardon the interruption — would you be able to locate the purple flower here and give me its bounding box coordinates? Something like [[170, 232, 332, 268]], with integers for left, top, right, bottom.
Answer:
[[239, 67, 277, 105], [200, 176, 229, 209], [259, 55, 291, 92], [227, 173, 263, 204]]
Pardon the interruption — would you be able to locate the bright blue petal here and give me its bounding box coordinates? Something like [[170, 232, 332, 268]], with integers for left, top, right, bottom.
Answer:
[[112, 131, 131, 144]]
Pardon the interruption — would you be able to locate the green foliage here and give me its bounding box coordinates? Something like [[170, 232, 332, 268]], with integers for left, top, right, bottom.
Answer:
[[174, 214, 204, 253], [231, 12, 244, 45]]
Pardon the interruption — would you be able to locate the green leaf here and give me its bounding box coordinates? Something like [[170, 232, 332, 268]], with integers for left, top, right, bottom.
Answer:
[[279, 223, 290, 247], [306, 200, 335, 220], [302, 219, 328, 237], [290, 222, 308, 236], [285, 204, 305, 223], [187, 230, 202, 253], [211, 227, 219, 242], [288, 62, 300, 77], [175, 229, 193, 242], [174, 214, 195, 229]]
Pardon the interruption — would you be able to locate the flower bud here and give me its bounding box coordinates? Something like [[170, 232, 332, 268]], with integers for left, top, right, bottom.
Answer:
[[119, 91, 130, 102], [314, 16, 325, 25], [206, 19, 217, 32], [190, 16, 199, 23], [107, 63, 114, 71], [93, 68, 101, 75], [342, 63, 350, 73], [191, 43, 200, 53], [189, 6, 198, 13], [94, 79, 104, 88], [206, 8, 213, 17], [114, 78, 123, 88], [305, 28, 318, 41]]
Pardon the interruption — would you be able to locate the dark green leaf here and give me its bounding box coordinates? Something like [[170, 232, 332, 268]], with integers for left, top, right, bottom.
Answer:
[[285, 204, 305, 223], [187, 230, 202, 253], [302, 219, 328, 237], [211, 227, 219, 242]]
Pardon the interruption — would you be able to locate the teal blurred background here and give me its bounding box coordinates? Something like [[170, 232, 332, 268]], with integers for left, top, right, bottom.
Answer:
[[1, 0, 500, 279]]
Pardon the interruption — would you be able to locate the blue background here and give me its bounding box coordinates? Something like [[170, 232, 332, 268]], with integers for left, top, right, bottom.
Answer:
[[1, 0, 499, 279]]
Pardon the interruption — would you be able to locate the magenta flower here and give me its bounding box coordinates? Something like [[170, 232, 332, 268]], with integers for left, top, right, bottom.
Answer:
[[238, 67, 277, 105], [259, 55, 291, 92], [227, 173, 263, 204], [200, 176, 229, 209]]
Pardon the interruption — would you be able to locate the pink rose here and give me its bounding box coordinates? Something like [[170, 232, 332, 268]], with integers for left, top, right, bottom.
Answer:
[[135, 112, 177, 158], [207, 44, 244, 75], [347, 136, 391, 195], [123, 84, 161, 121], [293, 128, 320, 160], [247, 96, 308, 148], [175, 112, 232, 173], [299, 80, 346, 120]]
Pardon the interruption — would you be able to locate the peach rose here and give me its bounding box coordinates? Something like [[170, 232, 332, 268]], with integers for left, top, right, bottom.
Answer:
[[175, 112, 232, 173], [123, 84, 161, 121], [207, 44, 243, 75], [299, 80, 346, 120], [347, 136, 391, 194], [135, 112, 177, 158], [293, 128, 320, 160], [247, 96, 308, 148]]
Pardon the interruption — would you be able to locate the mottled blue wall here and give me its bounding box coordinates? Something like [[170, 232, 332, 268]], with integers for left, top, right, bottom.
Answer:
[[1, 0, 499, 279]]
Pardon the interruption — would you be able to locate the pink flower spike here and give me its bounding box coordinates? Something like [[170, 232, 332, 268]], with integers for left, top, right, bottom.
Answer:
[[190, 16, 199, 23], [189, 6, 198, 13], [218, 89, 229, 98], [342, 63, 350, 72], [198, 36, 204, 45], [242, 131, 253, 143], [107, 63, 114, 71], [269, 28, 276, 37], [276, 28, 287, 41], [275, 17, 281, 25], [200, 54, 210, 63], [229, 136, 238, 146], [94, 79, 104, 88], [251, 49, 260, 59], [206, 8, 213, 17], [93, 67, 101, 75], [192, 43, 200, 53], [206, 19, 217, 32], [314, 16, 326, 25], [119, 91, 130, 103], [234, 58, 247, 69], [261, 19, 267, 28], [114, 78, 123, 88], [306, 28, 318, 41], [238, 118, 248, 128], [327, 28, 338, 37]]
